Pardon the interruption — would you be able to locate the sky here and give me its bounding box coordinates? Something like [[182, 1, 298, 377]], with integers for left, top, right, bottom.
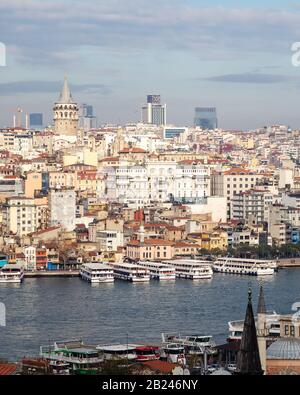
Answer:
[[1, 0, 300, 129]]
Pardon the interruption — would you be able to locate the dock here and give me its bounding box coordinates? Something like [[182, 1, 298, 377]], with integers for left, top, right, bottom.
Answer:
[[277, 258, 300, 268], [24, 270, 80, 278]]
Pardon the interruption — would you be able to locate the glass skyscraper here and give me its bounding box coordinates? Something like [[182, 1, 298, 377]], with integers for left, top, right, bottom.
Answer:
[[29, 113, 43, 129], [78, 103, 97, 130], [194, 107, 218, 130], [142, 95, 166, 126]]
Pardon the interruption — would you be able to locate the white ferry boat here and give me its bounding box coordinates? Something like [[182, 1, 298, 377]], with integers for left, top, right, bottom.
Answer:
[[0, 264, 24, 283], [162, 333, 216, 356], [80, 263, 114, 284], [161, 343, 186, 365], [213, 257, 275, 276], [96, 344, 142, 361], [165, 260, 213, 280], [228, 311, 281, 342], [111, 262, 150, 283], [138, 261, 176, 281]]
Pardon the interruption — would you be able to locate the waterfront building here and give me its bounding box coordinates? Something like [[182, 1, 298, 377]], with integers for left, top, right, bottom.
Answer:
[[126, 238, 174, 261], [53, 76, 79, 137]]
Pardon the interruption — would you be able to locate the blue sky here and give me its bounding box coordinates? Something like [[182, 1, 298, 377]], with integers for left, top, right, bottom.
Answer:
[[1, 0, 300, 129]]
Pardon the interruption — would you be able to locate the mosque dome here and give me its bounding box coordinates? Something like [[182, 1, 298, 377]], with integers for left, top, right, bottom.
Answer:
[[267, 338, 300, 360]]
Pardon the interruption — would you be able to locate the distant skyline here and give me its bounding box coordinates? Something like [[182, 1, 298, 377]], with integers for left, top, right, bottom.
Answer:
[[1, 1, 300, 129]]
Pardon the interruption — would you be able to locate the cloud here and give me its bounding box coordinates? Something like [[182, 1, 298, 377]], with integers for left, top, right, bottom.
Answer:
[[202, 72, 299, 84], [1, 1, 300, 66], [0, 80, 111, 96]]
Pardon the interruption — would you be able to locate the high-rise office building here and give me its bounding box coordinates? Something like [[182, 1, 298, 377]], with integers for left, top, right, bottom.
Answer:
[[78, 103, 97, 131], [194, 107, 218, 130], [29, 113, 43, 130], [142, 95, 166, 126]]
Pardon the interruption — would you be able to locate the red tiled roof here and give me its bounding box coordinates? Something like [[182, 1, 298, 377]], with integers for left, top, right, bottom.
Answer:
[[119, 147, 147, 154], [99, 156, 119, 162], [0, 364, 18, 375], [142, 360, 177, 374], [174, 242, 199, 248]]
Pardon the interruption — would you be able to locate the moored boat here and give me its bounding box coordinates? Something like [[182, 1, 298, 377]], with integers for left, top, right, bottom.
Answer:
[[138, 261, 176, 281], [96, 344, 139, 361], [111, 262, 150, 282], [135, 346, 160, 361], [165, 260, 213, 280], [40, 339, 103, 375], [80, 263, 114, 284], [0, 264, 24, 284], [213, 257, 275, 276], [161, 343, 186, 365]]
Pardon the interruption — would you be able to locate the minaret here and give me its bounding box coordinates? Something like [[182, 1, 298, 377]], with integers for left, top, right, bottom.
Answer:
[[139, 222, 145, 243], [257, 286, 268, 374], [53, 76, 79, 136], [235, 288, 264, 376]]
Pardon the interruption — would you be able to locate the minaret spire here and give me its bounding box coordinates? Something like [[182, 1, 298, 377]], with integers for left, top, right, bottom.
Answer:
[[257, 285, 266, 315], [235, 287, 264, 376], [257, 285, 268, 374]]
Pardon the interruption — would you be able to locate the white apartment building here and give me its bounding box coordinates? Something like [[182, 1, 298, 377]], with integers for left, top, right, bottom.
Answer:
[[282, 192, 300, 209], [2, 196, 48, 236], [0, 132, 34, 156], [49, 171, 75, 189], [231, 189, 274, 223], [97, 230, 124, 252], [103, 161, 211, 207], [49, 188, 76, 231], [147, 161, 177, 203], [211, 169, 266, 218], [24, 246, 36, 271], [173, 164, 210, 203]]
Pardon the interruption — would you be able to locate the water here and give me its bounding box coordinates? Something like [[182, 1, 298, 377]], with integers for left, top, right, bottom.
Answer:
[[0, 270, 300, 361]]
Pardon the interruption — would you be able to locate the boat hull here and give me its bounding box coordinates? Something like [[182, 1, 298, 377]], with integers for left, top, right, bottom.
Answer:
[[80, 273, 114, 283], [213, 267, 274, 276]]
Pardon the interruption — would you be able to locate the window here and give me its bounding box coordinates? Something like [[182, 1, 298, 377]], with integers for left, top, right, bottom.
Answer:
[[290, 325, 295, 337], [285, 325, 289, 336]]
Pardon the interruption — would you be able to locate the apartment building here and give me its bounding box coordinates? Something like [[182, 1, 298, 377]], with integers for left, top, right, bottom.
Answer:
[[231, 189, 274, 223], [2, 196, 48, 236], [49, 188, 76, 232]]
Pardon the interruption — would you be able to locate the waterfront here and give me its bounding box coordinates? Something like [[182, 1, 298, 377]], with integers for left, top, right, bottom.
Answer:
[[0, 269, 300, 361]]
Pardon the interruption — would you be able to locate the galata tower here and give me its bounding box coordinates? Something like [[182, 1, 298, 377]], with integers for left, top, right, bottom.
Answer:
[[53, 76, 79, 136]]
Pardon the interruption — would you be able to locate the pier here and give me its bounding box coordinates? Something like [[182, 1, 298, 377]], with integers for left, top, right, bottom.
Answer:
[[24, 270, 80, 278], [277, 259, 300, 268]]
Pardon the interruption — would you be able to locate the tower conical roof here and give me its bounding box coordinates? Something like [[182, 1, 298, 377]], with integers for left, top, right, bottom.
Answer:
[[257, 286, 266, 315], [57, 76, 75, 104], [235, 288, 263, 375]]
